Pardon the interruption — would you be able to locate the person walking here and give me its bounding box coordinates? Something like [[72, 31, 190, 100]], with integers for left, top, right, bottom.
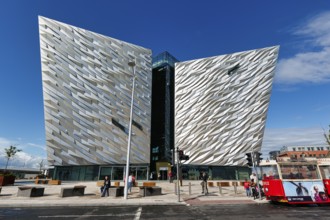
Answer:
[[243, 178, 251, 197], [250, 173, 257, 183], [168, 171, 173, 183], [101, 175, 111, 197], [201, 172, 209, 194], [127, 173, 133, 193]]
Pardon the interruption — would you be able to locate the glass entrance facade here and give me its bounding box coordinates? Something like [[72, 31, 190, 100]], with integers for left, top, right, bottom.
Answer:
[[178, 165, 250, 180], [53, 165, 148, 181]]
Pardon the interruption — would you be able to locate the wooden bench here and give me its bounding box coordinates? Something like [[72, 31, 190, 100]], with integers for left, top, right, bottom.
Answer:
[[207, 182, 214, 187], [139, 186, 162, 197], [17, 186, 45, 197], [48, 180, 61, 185], [60, 185, 86, 197], [97, 181, 120, 187], [216, 182, 230, 187], [142, 182, 156, 187], [35, 179, 49, 184]]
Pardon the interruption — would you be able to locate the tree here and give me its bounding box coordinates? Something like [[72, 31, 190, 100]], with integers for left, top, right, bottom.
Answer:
[[4, 145, 22, 172], [38, 160, 44, 172], [324, 125, 330, 146]]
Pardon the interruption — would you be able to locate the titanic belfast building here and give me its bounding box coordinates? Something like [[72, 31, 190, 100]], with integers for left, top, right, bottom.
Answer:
[[39, 16, 152, 181], [39, 16, 279, 181], [175, 47, 279, 180]]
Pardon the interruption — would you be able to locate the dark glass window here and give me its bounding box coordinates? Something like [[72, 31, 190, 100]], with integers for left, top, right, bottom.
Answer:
[[132, 120, 143, 131], [112, 118, 128, 134], [227, 64, 240, 76]]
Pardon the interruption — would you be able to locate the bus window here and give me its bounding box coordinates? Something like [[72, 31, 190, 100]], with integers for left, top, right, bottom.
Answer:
[[319, 165, 330, 179], [260, 165, 279, 180], [304, 164, 319, 179], [280, 163, 320, 180], [280, 164, 298, 179]]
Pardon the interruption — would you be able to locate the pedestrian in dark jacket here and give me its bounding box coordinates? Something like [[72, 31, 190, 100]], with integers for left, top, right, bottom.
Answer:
[[101, 176, 111, 197], [201, 172, 208, 194]]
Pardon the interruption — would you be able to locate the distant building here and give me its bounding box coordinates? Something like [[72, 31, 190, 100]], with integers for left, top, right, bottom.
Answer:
[[279, 145, 330, 159], [269, 151, 280, 160]]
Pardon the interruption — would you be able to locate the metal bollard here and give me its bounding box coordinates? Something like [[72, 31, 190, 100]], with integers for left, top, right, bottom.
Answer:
[[219, 184, 223, 196], [174, 182, 177, 195], [234, 183, 237, 195], [189, 182, 191, 195]]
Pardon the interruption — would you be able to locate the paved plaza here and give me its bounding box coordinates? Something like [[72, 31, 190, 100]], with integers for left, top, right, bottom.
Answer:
[[0, 180, 267, 207]]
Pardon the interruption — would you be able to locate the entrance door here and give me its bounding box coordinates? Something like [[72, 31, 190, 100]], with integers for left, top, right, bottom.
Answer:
[[160, 170, 168, 180]]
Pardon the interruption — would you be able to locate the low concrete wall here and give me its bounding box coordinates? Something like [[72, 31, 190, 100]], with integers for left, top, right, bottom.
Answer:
[[139, 186, 162, 197], [17, 187, 44, 197], [60, 185, 86, 197]]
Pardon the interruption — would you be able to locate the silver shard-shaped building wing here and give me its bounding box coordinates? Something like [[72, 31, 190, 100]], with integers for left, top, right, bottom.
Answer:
[[175, 46, 279, 166], [39, 16, 152, 166]]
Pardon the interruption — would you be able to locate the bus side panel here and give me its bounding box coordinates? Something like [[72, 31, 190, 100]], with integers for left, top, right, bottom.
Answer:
[[263, 179, 285, 197]]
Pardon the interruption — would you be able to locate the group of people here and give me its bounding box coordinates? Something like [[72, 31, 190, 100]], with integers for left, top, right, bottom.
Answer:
[[100, 171, 265, 198], [100, 173, 136, 197], [243, 173, 264, 199]]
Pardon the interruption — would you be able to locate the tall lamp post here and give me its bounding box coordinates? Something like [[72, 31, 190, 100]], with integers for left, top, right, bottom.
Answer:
[[124, 59, 136, 200]]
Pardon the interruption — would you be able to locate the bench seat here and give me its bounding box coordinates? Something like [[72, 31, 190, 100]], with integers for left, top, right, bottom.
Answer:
[[48, 180, 61, 185], [35, 179, 49, 184], [216, 182, 230, 187], [109, 186, 124, 197], [139, 186, 161, 197], [17, 186, 45, 197], [60, 185, 86, 197], [142, 182, 156, 187]]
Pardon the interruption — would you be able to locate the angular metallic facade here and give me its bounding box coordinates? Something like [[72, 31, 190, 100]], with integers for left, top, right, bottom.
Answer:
[[39, 16, 152, 166], [175, 46, 279, 166]]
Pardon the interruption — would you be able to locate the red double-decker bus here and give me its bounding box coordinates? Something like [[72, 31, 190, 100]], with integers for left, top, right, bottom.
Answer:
[[259, 157, 330, 204]]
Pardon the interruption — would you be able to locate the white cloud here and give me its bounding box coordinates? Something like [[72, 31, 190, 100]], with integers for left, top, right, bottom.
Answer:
[[295, 12, 330, 47], [261, 127, 328, 156], [0, 137, 14, 147], [0, 137, 47, 169], [26, 143, 46, 151], [275, 11, 330, 85], [0, 152, 45, 169]]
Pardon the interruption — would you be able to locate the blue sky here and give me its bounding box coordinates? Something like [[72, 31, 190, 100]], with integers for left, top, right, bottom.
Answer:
[[0, 0, 330, 168]]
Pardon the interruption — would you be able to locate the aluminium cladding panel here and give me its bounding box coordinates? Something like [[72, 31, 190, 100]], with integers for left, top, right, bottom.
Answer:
[[175, 46, 279, 166], [38, 16, 152, 166]]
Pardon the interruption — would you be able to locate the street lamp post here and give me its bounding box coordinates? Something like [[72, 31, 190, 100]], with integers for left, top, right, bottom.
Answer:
[[176, 147, 180, 202], [124, 59, 136, 200]]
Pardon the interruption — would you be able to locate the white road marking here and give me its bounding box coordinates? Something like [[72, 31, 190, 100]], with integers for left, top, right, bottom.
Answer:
[[134, 207, 142, 220], [38, 213, 135, 218]]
